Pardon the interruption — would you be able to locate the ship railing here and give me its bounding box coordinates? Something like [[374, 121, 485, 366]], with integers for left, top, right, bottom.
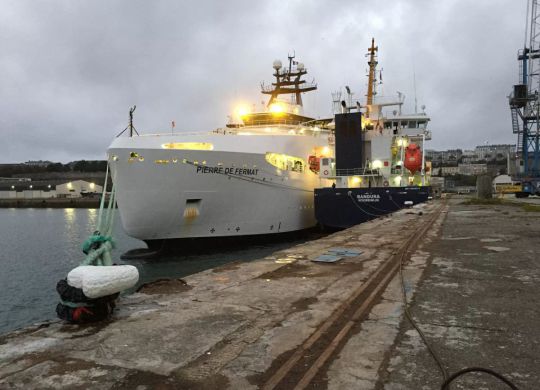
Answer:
[[261, 82, 317, 93], [335, 167, 381, 177], [213, 125, 330, 135]]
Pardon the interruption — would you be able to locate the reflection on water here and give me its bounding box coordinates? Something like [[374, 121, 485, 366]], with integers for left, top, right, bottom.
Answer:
[[0, 208, 315, 335]]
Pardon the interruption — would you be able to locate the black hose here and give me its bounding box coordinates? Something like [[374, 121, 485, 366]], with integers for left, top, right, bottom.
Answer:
[[441, 367, 519, 389], [398, 202, 521, 390]]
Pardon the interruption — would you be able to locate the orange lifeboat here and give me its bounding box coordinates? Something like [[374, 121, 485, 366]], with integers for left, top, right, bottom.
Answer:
[[308, 155, 320, 173], [404, 143, 423, 174]]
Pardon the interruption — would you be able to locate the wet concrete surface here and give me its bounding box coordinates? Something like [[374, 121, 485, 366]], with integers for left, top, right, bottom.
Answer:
[[376, 198, 540, 389], [0, 198, 537, 389]]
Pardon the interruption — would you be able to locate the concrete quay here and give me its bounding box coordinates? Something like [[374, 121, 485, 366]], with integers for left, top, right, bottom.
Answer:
[[0, 198, 538, 389]]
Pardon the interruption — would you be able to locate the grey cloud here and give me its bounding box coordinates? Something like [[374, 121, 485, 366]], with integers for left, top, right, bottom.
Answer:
[[1, 0, 524, 162]]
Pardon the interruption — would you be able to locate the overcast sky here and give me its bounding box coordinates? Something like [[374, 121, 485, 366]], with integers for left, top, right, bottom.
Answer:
[[1, 0, 526, 163]]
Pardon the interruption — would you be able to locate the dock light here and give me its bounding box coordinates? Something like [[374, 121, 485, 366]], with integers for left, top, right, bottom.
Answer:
[[11, 185, 15, 189], [29, 185, 33, 189], [89, 183, 95, 189], [48, 184, 51, 189], [372, 160, 383, 169], [352, 177, 361, 184], [322, 146, 330, 156], [394, 176, 402, 185]]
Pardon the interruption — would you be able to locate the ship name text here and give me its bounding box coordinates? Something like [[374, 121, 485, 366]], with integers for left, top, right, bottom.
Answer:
[[196, 166, 259, 176], [356, 194, 380, 202]]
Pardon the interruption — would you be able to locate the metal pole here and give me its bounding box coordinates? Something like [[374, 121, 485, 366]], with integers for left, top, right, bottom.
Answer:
[[421, 133, 426, 186]]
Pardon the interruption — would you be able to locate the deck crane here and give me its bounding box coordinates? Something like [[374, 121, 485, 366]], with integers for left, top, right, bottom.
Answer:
[[509, 0, 540, 196]]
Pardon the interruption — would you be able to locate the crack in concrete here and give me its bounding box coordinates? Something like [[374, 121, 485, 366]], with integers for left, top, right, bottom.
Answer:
[[413, 320, 507, 333]]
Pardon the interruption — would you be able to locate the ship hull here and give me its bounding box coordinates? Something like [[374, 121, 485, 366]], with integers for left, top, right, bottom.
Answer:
[[314, 186, 430, 229], [108, 132, 330, 240]]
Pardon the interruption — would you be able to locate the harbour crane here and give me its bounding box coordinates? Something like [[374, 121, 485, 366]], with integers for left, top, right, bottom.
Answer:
[[509, 0, 540, 196]]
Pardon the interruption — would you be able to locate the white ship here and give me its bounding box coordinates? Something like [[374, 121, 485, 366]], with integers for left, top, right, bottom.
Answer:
[[108, 55, 333, 245]]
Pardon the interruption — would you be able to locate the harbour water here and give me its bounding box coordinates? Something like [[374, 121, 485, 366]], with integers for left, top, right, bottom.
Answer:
[[0, 208, 317, 335]]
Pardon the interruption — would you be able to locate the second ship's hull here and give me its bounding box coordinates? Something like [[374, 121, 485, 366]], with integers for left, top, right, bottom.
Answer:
[[314, 186, 430, 229]]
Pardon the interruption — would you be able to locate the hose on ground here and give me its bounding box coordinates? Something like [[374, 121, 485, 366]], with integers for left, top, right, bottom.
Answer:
[[398, 202, 521, 390], [441, 367, 519, 389]]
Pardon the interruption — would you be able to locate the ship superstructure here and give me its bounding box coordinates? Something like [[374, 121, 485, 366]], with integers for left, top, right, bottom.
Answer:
[[314, 39, 432, 229], [108, 55, 333, 245]]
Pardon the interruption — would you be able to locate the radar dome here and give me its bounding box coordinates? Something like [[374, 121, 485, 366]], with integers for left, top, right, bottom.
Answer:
[[297, 63, 305, 71], [273, 60, 282, 70]]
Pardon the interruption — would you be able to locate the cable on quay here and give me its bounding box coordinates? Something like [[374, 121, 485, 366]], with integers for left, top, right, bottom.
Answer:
[[395, 199, 521, 390]]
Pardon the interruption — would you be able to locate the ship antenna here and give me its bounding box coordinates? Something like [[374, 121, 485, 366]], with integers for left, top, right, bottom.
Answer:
[[116, 105, 139, 138], [365, 38, 378, 117]]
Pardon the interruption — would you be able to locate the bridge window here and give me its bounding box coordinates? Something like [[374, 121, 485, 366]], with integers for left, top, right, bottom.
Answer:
[[161, 142, 214, 150], [265, 153, 305, 172]]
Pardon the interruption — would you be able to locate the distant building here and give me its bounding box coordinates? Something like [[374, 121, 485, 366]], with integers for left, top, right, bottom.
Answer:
[[427, 144, 515, 166], [461, 150, 478, 164], [0, 183, 56, 199], [458, 163, 488, 175], [56, 180, 102, 198], [24, 160, 53, 167], [474, 144, 515, 162], [425, 149, 463, 166], [440, 166, 460, 175]]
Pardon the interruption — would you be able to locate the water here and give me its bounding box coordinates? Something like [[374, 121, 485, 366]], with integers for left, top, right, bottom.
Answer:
[[0, 208, 316, 335]]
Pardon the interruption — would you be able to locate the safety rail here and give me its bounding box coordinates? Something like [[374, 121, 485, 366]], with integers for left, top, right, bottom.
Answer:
[[335, 167, 381, 177]]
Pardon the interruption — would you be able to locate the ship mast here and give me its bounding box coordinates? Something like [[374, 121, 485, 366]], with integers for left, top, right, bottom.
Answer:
[[366, 38, 378, 117], [261, 54, 317, 107]]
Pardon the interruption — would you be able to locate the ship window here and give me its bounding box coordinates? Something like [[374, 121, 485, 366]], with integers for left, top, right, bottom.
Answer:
[[384, 121, 392, 129], [418, 120, 427, 129], [161, 142, 214, 150], [408, 121, 416, 128], [265, 153, 305, 172], [400, 121, 408, 127]]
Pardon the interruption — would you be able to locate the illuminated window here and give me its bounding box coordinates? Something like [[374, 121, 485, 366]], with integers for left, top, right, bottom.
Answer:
[[154, 159, 170, 164], [265, 153, 305, 172], [161, 142, 214, 150]]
